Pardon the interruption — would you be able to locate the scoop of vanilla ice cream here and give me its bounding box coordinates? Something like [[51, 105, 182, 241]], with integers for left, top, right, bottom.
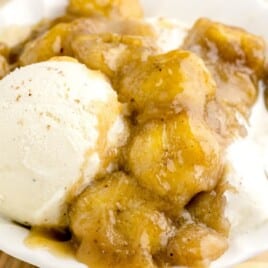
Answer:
[[0, 59, 127, 227]]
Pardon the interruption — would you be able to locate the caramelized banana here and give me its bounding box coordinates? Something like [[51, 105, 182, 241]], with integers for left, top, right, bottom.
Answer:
[[127, 113, 223, 210], [166, 223, 228, 267], [183, 18, 265, 77], [117, 203, 174, 255], [182, 18, 266, 129], [72, 33, 156, 78], [187, 184, 230, 236], [19, 17, 155, 67], [70, 172, 174, 268], [77, 239, 157, 268], [19, 23, 71, 66], [70, 17, 155, 37], [70, 172, 138, 240], [117, 50, 216, 122], [67, 0, 143, 19]]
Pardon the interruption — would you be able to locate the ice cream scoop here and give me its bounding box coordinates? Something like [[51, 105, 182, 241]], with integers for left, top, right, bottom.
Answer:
[[0, 58, 128, 227]]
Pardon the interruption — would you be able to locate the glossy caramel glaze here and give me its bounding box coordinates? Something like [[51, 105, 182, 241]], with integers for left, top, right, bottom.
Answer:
[[25, 228, 74, 258]]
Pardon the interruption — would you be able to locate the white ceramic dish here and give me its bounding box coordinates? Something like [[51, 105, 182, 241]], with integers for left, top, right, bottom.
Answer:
[[0, 0, 268, 267]]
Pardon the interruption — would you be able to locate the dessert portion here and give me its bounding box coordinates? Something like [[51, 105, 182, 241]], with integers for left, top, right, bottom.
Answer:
[[0, 0, 267, 267], [0, 58, 128, 227]]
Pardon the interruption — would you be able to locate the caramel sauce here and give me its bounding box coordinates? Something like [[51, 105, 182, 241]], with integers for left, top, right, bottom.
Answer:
[[67, 98, 123, 203], [25, 228, 74, 258]]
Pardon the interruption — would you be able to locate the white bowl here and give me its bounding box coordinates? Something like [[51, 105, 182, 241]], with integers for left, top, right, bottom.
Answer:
[[0, 0, 268, 267]]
